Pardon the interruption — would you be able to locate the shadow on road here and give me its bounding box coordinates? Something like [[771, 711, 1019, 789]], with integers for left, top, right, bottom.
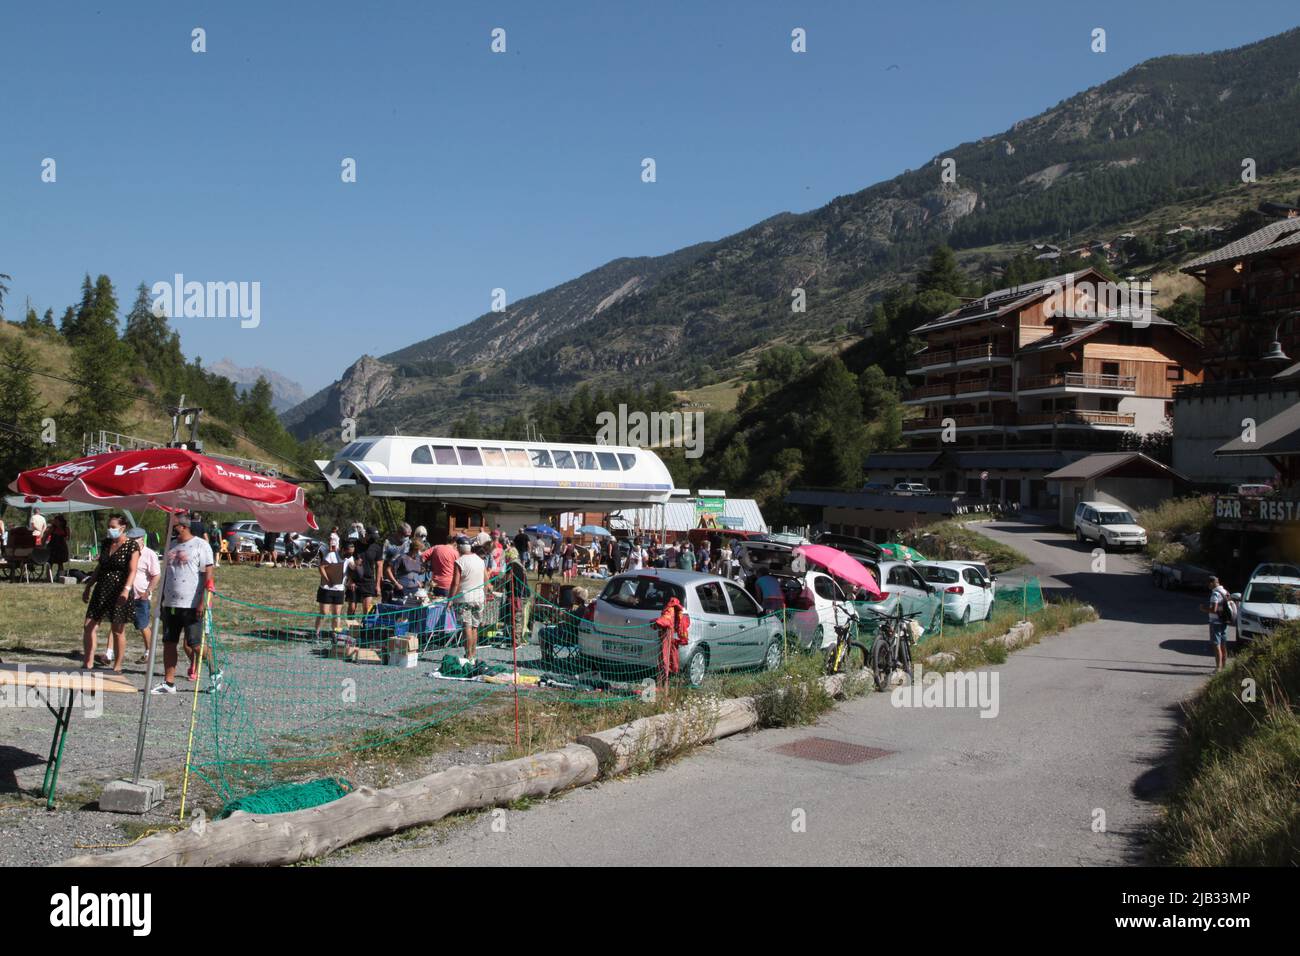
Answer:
[[0, 745, 45, 798]]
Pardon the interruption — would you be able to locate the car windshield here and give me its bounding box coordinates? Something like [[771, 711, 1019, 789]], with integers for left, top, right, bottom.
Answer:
[[1243, 582, 1300, 605], [1096, 511, 1136, 525], [600, 576, 686, 611], [918, 565, 960, 584]]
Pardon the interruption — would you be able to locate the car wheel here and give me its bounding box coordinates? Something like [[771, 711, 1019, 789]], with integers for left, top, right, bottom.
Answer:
[[763, 639, 783, 672], [961, 606, 970, 626], [686, 647, 709, 687], [1076, 528, 1085, 543], [810, 625, 825, 652]]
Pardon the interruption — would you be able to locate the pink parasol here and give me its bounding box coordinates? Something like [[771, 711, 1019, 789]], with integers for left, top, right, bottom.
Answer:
[[793, 544, 882, 598]]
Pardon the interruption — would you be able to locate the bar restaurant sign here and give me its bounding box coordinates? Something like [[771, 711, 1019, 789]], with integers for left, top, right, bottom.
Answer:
[[1214, 495, 1300, 529]]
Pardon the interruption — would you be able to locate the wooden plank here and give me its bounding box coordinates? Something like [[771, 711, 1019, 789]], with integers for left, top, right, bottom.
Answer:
[[0, 663, 137, 694]]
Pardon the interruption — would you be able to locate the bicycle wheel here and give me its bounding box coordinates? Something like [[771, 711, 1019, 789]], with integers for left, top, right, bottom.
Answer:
[[847, 641, 869, 672], [898, 633, 914, 684], [871, 636, 893, 691]]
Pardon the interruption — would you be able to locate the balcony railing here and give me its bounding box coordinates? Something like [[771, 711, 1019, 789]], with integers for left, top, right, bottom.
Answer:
[[1019, 372, 1137, 392], [955, 343, 1013, 362], [910, 349, 954, 369], [902, 412, 1017, 432], [1019, 410, 1136, 428], [956, 377, 1012, 394], [906, 382, 955, 400]]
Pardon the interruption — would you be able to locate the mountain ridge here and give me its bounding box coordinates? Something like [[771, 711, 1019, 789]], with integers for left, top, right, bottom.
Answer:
[[284, 25, 1300, 441]]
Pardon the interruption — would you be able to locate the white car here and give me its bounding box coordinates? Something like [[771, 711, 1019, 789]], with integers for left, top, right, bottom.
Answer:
[[751, 569, 850, 650], [915, 561, 995, 624], [893, 483, 931, 495], [1073, 501, 1147, 551], [1232, 574, 1300, 644]]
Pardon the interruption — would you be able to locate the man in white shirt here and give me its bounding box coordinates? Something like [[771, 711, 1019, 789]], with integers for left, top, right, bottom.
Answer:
[[448, 537, 492, 663], [1200, 575, 1233, 671], [28, 508, 47, 539], [151, 519, 218, 694]]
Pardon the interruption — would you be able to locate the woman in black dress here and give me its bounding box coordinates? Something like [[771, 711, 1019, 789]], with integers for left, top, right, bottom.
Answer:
[[81, 514, 140, 672], [47, 514, 71, 578]]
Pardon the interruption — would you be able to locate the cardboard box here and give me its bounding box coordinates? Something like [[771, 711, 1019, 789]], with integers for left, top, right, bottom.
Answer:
[[387, 635, 419, 654], [328, 639, 354, 659], [347, 647, 382, 664], [386, 651, 419, 669]]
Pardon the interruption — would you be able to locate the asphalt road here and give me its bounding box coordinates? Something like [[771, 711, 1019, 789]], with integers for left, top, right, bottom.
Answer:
[[332, 516, 1216, 867]]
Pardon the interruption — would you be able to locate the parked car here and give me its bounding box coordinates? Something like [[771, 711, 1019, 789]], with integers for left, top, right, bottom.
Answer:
[[855, 559, 945, 633], [812, 531, 882, 560], [915, 561, 995, 624], [750, 569, 854, 651], [1073, 501, 1147, 550], [580, 570, 786, 687], [893, 482, 931, 495], [948, 560, 997, 596], [1231, 483, 1273, 497], [1232, 572, 1300, 645]]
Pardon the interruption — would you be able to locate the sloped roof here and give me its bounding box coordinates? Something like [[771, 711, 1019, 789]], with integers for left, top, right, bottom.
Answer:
[[1044, 452, 1186, 482], [1180, 219, 1300, 272], [1016, 309, 1186, 354], [608, 498, 768, 533], [912, 268, 1105, 335], [1215, 402, 1300, 458]]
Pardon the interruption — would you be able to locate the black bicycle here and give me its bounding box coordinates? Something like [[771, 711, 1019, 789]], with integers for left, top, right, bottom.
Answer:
[[825, 602, 869, 676], [863, 604, 920, 691]]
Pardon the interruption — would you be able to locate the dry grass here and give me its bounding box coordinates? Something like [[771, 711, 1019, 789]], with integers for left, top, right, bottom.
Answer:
[[1154, 622, 1300, 865]]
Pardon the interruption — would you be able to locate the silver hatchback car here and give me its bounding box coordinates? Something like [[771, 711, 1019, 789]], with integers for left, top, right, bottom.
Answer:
[[580, 569, 786, 687]]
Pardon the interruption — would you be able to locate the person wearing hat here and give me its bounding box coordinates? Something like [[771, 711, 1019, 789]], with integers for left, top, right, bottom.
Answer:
[[126, 526, 161, 664], [448, 535, 493, 662], [151, 518, 220, 694]]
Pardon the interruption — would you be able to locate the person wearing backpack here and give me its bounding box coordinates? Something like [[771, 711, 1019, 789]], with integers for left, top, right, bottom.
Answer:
[[1200, 575, 1234, 671]]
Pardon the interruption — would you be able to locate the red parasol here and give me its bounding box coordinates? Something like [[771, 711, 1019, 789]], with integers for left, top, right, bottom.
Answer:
[[9, 448, 315, 531], [8, 447, 314, 792]]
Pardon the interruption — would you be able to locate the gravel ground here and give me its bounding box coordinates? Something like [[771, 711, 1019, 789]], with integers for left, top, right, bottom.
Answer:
[[0, 626, 547, 865]]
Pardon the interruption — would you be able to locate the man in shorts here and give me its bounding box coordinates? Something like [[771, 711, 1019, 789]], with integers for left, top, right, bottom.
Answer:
[[1200, 575, 1233, 671], [151, 519, 219, 694], [448, 536, 492, 662]]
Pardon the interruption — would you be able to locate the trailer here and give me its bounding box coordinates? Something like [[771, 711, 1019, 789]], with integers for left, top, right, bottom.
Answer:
[[1151, 560, 1215, 591]]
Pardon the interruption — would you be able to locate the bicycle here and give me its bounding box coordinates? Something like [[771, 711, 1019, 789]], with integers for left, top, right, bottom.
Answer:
[[825, 602, 869, 676], [863, 603, 920, 691]]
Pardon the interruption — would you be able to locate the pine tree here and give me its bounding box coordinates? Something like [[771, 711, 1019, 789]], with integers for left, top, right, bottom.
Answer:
[[123, 281, 184, 386], [0, 337, 49, 482], [65, 311, 131, 448], [916, 246, 967, 297], [40, 308, 57, 334], [23, 305, 40, 330]]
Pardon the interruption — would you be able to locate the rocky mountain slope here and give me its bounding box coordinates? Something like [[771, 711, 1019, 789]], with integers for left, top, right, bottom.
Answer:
[[284, 27, 1300, 440], [208, 358, 307, 413]]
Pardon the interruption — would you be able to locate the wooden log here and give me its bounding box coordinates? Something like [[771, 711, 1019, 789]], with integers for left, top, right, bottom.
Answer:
[[577, 696, 758, 778], [61, 743, 599, 868]]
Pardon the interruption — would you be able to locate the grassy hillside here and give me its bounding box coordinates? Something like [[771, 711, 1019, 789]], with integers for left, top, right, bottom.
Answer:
[[0, 323, 294, 469]]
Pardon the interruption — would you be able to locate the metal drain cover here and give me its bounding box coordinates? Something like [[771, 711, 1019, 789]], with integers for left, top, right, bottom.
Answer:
[[771, 737, 896, 765]]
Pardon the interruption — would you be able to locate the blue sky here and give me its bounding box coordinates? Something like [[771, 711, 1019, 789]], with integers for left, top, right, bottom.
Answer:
[[2, 1, 1297, 393]]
